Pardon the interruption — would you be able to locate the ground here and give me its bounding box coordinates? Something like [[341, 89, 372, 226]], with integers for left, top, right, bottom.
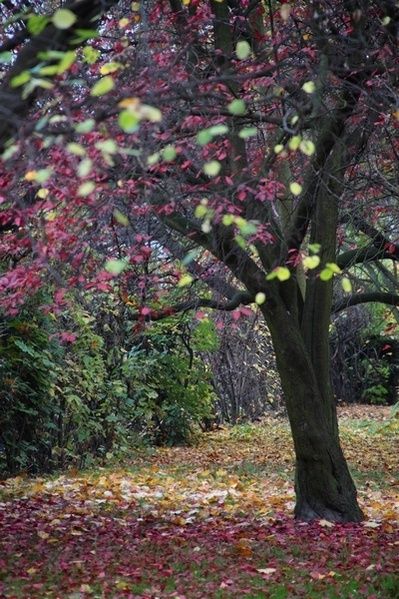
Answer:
[[0, 406, 398, 598]]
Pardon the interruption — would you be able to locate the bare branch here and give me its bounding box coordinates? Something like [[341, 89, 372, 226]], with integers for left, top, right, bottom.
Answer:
[[333, 292, 399, 313]]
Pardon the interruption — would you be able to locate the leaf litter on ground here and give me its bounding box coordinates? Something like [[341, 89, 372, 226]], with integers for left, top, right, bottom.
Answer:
[[0, 406, 398, 598]]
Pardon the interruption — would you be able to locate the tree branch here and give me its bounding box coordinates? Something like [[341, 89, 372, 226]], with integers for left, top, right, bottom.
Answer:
[[337, 244, 399, 269], [127, 291, 254, 321], [0, 0, 120, 152], [333, 292, 399, 313]]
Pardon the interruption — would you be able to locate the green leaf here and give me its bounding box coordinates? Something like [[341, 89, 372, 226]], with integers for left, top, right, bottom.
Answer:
[[308, 243, 321, 254], [302, 255, 320, 270], [194, 204, 208, 218], [90, 76, 115, 97], [140, 104, 162, 122], [27, 15, 48, 35], [77, 159, 93, 177], [82, 46, 100, 64], [181, 249, 200, 266], [37, 50, 65, 60], [35, 168, 52, 183], [197, 124, 228, 145], [147, 152, 160, 165], [299, 139, 315, 156], [0, 51, 13, 64], [319, 268, 333, 281], [57, 50, 76, 74], [288, 135, 301, 151], [105, 259, 128, 275], [266, 266, 291, 282], [177, 273, 194, 287], [100, 61, 123, 75], [255, 292, 266, 305], [236, 40, 251, 60], [238, 127, 257, 139], [118, 110, 139, 132], [326, 262, 342, 274], [235, 234, 246, 249], [11, 71, 30, 87], [2, 144, 18, 161], [227, 99, 246, 115], [13, 339, 35, 356], [274, 144, 284, 154], [52, 9, 77, 30], [162, 145, 177, 161], [302, 80, 316, 93], [341, 277, 352, 293], [196, 130, 213, 145], [75, 119, 95, 133], [72, 29, 99, 43], [39, 65, 59, 76], [238, 220, 257, 236], [113, 210, 129, 226], [203, 160, 221, 177], [95, 139, 118, 154], [67, 142, 86, 156], [222, 214, 235, 226], [209, 124, 229, 136], [77, 181, 95, 196]]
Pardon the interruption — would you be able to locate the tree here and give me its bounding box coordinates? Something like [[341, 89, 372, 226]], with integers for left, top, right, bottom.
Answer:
[[0, 0, 398, 521]]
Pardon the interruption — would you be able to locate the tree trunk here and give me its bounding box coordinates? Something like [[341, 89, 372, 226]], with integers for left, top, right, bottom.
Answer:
[[262, 304, 364, 522]]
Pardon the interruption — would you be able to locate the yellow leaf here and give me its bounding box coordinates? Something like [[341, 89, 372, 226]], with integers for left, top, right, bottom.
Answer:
[[363, 520, 381, 528], [280, 4, 291, 21], [177, 274, 193, 287], [302, 81, 316, 94], [257, 568, 277, 575], [25, 170, 37, 181], [289, 182, 302, 196], [100, 62, 122, 75], [299, 139, 315, 156], [319, 519, 335, 528]]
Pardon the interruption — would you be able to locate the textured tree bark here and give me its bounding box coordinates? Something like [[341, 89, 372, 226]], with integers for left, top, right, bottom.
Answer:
[[263, 303, 364, 522]]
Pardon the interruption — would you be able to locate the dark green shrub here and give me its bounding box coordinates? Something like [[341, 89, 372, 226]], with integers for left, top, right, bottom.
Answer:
[[0, 312, 59, 474], [123, 318, 215, 445]]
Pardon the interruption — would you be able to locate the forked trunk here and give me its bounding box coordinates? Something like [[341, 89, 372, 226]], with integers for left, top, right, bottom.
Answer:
[[263, 305, 364, 522]]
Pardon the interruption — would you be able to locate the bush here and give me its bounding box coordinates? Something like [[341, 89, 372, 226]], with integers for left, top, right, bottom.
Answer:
[[0, 310, 59, 474], [330, 304, 398, 405], [123, 317, 215, 445], [0, 302, 216, 476]]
